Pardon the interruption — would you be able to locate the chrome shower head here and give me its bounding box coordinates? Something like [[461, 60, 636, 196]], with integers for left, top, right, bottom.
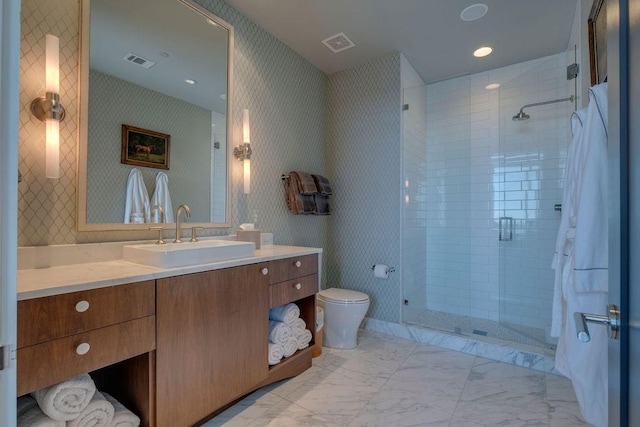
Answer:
[[512, 111, 530, 121]]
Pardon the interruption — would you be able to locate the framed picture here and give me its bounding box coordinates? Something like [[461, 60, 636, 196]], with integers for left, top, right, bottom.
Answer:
[[588, 0, 607, 86], [121, 124, 170, 170]]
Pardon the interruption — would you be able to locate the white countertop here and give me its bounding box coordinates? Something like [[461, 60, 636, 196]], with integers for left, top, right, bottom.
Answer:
[[18, 245, 322, 300]]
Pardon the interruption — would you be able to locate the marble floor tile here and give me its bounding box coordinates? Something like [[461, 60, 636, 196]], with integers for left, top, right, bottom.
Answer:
[[201, 389, 283, 427], [246, 399, 345, 426], [348, 387, 453, 427], [450, 358, 550, 426], [279, 365, 388, 418], [545, 374, 592, 427], [320, 330, 418, 379], [204, 330, 590, 427]]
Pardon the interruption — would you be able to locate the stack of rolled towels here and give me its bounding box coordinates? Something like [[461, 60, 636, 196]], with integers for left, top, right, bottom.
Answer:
[[17, 373, 140, 427], [268, 302, 313, 365]]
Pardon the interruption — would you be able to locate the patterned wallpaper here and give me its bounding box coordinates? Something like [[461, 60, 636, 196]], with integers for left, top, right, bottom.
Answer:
[[326, 54, 403, 323], [18, 0, 329, 270], [19, 0, 79, 246]]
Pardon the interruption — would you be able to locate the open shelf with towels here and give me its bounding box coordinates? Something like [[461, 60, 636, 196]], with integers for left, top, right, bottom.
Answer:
[[265, 254, 318, 380]]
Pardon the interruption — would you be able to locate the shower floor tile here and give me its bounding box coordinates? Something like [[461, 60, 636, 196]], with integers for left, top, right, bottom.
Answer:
[[203, 330, 590, 427], [406, 308, 555, 350]]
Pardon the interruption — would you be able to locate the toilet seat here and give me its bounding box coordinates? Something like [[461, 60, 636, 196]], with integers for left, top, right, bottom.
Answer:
[[318, 288, 369, 304]]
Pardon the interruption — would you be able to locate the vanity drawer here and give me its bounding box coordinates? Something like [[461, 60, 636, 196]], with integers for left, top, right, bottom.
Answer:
[[18, 281, 155, 348], [268, 254, 317, 284], [269, 274, 318, 308], [17, 315, 156, 396]]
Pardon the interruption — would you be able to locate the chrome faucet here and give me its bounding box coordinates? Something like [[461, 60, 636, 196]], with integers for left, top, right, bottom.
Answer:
[[174, 204, 191, 243], [152, 204, 165, 223]]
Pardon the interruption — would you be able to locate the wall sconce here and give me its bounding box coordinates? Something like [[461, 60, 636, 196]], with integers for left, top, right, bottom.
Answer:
[[234, 109, 252, 194], [30, 34, 65, 179]]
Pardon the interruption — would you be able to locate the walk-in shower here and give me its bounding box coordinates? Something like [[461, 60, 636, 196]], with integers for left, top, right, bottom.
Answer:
[[401, 52, 575, 353]]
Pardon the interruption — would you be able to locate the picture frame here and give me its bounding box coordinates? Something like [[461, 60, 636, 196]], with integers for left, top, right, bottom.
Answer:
[[588, 0, 607, 86], [121, 124, 170, 170]]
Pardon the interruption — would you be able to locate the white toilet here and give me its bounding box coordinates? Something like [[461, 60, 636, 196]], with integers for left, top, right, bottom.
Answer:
[[317, 288, 370, 349]]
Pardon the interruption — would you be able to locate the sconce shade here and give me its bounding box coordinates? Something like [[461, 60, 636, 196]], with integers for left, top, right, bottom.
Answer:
[[242, 109, 250, 143], [243, 158, 251, 194], [30, 34, 64, 179], [46, 119, 60, 178], [45, 34, 59, 93]]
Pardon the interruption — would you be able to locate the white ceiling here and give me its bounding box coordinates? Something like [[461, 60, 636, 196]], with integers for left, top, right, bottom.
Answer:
[[222, 0, 577, 83], [90, 0, 229, 113]]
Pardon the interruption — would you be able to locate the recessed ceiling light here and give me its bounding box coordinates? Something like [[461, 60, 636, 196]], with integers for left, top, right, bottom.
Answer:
[[485, 83, 501, 90], [206, 19, 218, 27], [460, 4, 488, 21], [158, 51, 170, 58], [474, 46, 493, 57], [184, 79, 197, 85]]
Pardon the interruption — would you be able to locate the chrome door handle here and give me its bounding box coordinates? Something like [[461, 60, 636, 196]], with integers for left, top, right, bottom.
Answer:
[[499, 217, 513, 241], [574, 304, 620, 342]]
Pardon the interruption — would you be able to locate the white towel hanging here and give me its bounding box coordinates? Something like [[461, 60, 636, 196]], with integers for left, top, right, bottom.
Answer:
[[123, 168, 151, 223], [151, 172, 174, 223]]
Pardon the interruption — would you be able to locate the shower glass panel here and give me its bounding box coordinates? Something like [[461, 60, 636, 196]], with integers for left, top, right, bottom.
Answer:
[[401, 51, 573, 351], [497, 53, 573, 348]]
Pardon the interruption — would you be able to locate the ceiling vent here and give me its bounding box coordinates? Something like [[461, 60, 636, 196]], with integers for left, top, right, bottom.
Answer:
[[322, 32, 356, 53], [123, 53, 156, 69]]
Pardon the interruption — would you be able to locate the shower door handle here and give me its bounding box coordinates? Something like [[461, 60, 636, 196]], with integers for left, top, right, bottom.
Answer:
[[574, 305, 620, 342], [499, 217, 513, 241]]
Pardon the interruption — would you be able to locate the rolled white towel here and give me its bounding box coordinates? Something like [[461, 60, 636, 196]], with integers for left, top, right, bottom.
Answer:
[[283, 337, 299, 358], [268, 343, 285, 365], [290, 317, 306, 336], [269, 320, 293, 346], [31, 373, 96, 421], [297, 329, 313, 350], [102, 392, 140, 427], [67, 392, 114, 427], [269, 303, 300, 325], [17, 396, 64, 427]]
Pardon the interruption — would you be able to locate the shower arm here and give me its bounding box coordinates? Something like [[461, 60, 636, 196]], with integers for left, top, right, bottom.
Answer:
[[516, 95, 574, 115]]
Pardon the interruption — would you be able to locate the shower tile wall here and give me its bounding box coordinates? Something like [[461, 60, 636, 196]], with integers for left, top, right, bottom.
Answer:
[[425, 53, 571, 333]]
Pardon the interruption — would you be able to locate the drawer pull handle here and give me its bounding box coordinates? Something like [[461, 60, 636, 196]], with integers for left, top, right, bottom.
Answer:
[[75, 301, 90, 313], [295, 283, 302, 290], [76, 343, 91, 355], [262, 268, 269, 276], [295, 261, 302, 268]]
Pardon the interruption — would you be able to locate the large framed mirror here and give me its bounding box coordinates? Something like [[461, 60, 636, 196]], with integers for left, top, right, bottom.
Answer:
[[78, 0, 233, 231]]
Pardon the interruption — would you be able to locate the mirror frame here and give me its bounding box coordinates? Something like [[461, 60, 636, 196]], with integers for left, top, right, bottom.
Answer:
[[77, 0, 234, 231]]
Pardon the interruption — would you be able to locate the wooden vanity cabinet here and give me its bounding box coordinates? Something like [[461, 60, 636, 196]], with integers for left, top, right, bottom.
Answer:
[[17, 281, 157, 426], [16, 252, 319, 427], [155, 263, 270, 427], [16, 281, 156, 397]]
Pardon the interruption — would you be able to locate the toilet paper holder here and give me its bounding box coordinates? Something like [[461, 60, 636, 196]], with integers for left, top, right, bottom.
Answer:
[[371, 265, 395, 273]]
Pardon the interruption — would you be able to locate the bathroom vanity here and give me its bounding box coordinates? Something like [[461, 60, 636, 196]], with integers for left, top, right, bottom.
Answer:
[[17, 245, 321, 426]]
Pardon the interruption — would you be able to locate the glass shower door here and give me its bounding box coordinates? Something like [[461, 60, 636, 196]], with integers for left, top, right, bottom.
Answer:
[[497, 53, 573, 348]]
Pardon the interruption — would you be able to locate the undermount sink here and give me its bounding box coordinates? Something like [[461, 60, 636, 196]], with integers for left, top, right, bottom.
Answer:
[[123, 239, 255, 268]]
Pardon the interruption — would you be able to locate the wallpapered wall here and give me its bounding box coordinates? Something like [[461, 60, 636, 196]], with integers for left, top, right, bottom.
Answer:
[[18, 0, 329, 262], [326, 54, 403, 323]]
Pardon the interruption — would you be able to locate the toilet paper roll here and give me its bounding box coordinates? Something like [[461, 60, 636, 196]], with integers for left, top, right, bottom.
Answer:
[[373, 264, 389, 279]]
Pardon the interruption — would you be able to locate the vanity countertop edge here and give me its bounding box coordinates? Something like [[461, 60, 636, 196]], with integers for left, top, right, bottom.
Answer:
[[18, 245, 323, 301]]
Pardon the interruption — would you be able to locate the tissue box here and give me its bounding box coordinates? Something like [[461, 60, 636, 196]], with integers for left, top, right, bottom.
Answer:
[[237, 229, 261, 249]]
